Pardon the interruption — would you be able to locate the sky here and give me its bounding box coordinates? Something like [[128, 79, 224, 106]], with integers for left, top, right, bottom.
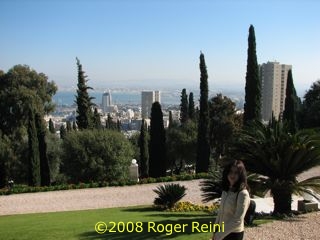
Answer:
[[0, 0, 319, 97]]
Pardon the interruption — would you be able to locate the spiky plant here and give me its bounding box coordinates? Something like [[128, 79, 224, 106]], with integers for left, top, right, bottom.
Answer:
[[200, 169, 222, 203], [200, 169, 267, 203], [153, 183, 187, 209], [231, 120, 320, 215]]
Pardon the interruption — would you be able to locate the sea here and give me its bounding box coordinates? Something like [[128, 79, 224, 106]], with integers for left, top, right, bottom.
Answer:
[[53, 90, 182, 107], [52, 88, 246, 109]]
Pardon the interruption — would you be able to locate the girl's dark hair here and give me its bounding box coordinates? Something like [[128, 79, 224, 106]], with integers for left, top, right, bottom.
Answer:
[[221, 160, 248, 192]]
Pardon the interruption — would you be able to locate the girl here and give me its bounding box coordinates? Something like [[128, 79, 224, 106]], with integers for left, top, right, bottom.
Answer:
[[212, 160, 250, 240]]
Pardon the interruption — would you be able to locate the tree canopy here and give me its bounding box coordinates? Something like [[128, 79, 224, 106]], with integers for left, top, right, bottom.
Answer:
[[0, 65, 57, 136], [0, 65, 56, 187], [301, 80, 320, 129], [209, 94, 239, 159], [166, 120, 197, 174]]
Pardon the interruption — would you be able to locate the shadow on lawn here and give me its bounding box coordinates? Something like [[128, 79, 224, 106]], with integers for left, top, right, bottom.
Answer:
[[121, 206, 214, 218], [79, 215, 216, 240], [121, 206, 155, 212]]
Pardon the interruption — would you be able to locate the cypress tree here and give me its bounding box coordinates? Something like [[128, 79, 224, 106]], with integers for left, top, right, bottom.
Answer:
[[283, 69, 298, 133], [188, 92, 195, 120], [149, 102, 166, 178], [180, 88, 189, 124], [0, 133, 10, 188], [196, 52, 210, 173], [168, 111, 174, 128], [60, 125, 66, 140], [93, 108, 102, 129], [138, 119, 149, 178], [28, 108, 41, 186], [49, 118, 55, 134], [35, 113, 51, 186], [106, 113, 113, 129], [66, 121, 72, 132], [0, 135, 6, 189], [117, 119, 121, 132], [72, 121, 77, 131], [243, 25, 261, 125], [105, 119, 109, 129], [75, 58, 94, 130]]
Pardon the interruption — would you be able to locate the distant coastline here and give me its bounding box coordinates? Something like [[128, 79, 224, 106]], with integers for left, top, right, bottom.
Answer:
[[53, 90, 182, 107], [52, 88, 249, 109]]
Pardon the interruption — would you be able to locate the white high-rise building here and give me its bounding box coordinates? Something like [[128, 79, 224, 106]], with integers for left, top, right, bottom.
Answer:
[[141, 91, 161, 118], [260, 61, 292, 122], [102, 91, 113, 113]]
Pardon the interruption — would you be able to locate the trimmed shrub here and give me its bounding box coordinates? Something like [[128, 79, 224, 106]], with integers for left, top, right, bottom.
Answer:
[[61, 129, 134, 183]]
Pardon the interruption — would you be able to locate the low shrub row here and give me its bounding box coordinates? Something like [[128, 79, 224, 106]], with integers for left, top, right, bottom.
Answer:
[[0, 173, 210, 195], [167, 201, 219, 213], [139, 172, 210, 184]]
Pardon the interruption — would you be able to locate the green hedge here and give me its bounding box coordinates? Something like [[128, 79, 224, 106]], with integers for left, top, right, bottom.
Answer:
[[0, 173, 210, 195]]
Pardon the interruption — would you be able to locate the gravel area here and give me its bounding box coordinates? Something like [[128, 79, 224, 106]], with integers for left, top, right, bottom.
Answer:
[[0, 180, 204, 216], [245, 211, 320, 240], [0, 167, 320, 239]]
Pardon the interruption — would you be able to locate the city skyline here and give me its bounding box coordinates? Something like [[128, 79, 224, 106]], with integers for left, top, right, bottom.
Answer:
[[0, 0, 319, 97]]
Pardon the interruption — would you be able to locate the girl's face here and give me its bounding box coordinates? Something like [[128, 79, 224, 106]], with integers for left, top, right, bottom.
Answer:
[[228, 165, 240, 187]]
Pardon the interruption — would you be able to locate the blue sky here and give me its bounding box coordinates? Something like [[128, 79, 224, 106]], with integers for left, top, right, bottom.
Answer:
[[0, 0, 319, 96]]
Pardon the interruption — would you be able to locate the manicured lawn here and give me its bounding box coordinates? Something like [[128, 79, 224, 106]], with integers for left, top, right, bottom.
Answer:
[[0, 206, 219, 240]]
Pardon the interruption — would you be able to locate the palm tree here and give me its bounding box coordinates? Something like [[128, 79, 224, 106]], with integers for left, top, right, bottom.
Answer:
[[231, 120, 320, 215], [153, 183, 187, 209], [200, 168, 222, 203]]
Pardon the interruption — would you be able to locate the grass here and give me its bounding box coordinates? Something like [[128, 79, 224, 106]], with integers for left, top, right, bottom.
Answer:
[[0, 205, 275, 240], [0, 206, 219, 240]]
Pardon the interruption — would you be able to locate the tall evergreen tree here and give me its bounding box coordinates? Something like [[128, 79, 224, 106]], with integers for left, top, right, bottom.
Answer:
[[149, 102, 166, 178], [0, 133, 11, 188], [168, 111, 174, 128], [105, 119, 109, 129], [60, 125, 66, 140], [138, 119, 149, 178], [188, 92, 195, 120], [28, 107, 40, 186], [196, 53, 210, 173], [93, 108, 102, 129], [35, 113, 51, 186], [117, 119, 121, 132], [75, 58, 94, 130], [72, 121, 77, 131], [283, 69, 299, 133], [180, 88, 189, 124], [106, 113, 114, 130], [243, 25, 261, 125], [66, 121, 72, 132], [49, 118, 55, 134]]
